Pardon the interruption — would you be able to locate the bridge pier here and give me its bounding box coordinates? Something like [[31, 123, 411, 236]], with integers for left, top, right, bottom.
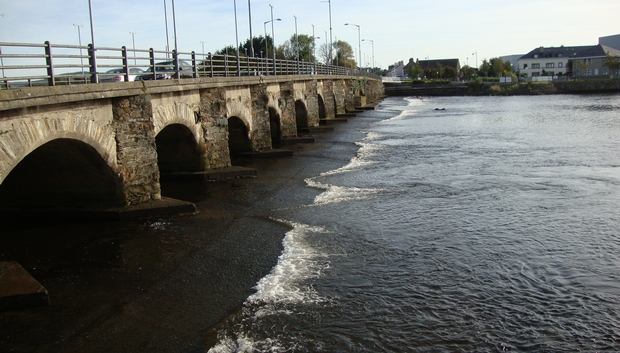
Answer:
[[0, 75, 384, 214]]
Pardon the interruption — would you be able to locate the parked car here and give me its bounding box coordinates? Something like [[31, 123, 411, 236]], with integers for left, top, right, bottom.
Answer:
[[136, 60, 194, 80], [54, 71, 91, 85], [100, 68, 145, 82]]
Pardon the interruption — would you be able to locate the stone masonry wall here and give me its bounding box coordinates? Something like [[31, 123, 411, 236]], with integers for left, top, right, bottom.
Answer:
[[333, 80, 347, 114], [278, 81, 298, 138], [301, 80, 319, 127], [321, 80, 336, 119], [111, 94, 161, 205], [249, 84, 273, 150], [199, 88, 231, 168]]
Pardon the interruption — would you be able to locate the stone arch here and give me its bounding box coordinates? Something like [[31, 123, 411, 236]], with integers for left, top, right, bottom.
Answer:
[[228, 116, 252, 155], [265, 92, 284, 148], [0, 138, 124, 207], [0, 117, 117, 185], [226, 97, 253, 141], [295, 100, 309, 128], [155, 124, 206, 173], [152, 102, 203, 147]]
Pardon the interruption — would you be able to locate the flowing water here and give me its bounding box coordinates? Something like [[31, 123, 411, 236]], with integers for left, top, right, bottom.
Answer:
[[209, 94, 620, 352]]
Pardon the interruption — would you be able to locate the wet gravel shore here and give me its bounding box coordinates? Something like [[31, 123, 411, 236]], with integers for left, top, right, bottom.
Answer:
[[0, 116, 370, 352]]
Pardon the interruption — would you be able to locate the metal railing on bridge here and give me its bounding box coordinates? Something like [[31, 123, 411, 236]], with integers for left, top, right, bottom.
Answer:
[[0, 41, 379, 89]]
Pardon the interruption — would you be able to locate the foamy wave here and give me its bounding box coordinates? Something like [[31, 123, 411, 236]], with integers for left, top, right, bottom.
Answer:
[[208, 334, 293, 353], [208, 222, 329, 353], [312, 184, 382, 205], [248, 221, 329, 306]]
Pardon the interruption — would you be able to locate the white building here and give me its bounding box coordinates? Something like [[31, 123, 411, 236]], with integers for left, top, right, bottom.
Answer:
[[517, 46, 591, 78]]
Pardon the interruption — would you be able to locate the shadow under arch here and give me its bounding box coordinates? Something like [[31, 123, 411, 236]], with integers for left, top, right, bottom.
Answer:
[[228, 116, 252, 156], [0, 138, 124, 208], [155, 123, 205, 173], [295, 100, 309, 129], [318, 94, 327, 120], [269, 107, 282, 148]]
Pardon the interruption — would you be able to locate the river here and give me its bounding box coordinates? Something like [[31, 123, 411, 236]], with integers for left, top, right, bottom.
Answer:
[[2, 94, 620, 352], [209, 94, 620, 352]]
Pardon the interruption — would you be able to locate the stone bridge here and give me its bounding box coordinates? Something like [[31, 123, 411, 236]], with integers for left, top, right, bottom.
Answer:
[[0, 75, 383, 211]]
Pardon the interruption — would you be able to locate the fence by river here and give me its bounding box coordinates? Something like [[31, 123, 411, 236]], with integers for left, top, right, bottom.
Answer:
[[0, 41, 379, 89]]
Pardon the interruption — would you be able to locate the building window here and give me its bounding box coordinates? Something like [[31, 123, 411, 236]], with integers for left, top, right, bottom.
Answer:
[[558, 62, 563, 68], [546, 63, 554, 68], [523, 64, 528, 69], [603, 68, 609, 75], [532, 72, 540, 77], [532, 63, 540, 69], [588, 70, 592, 76]]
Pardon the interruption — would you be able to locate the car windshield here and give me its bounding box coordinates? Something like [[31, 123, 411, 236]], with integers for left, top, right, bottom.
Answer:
[[144, 62, 192, 72]]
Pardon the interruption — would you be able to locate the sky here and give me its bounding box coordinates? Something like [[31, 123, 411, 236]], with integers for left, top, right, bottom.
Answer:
[[1, 0, 619, 70]]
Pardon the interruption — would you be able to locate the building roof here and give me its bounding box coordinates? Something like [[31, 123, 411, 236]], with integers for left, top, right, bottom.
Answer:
[[519, 46, 593, 60], [416, 59, 460, 69], [574, 44, 620, 58]]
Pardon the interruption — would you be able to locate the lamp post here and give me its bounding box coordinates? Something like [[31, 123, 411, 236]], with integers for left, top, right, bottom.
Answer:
[[472, 51, 477, 69], [73, 24, 84, 74], [0, 14, 4, 79], [129, 31, 137, 65], [234, 0, 241, 76], [87, 0, 98, 83], [264, 18, 281, 75], [294, 15, 299, 74], [248, 0, 254, 57], [320, 0, 332, 65], [311, 24, 320, 68], [163, 0, 170, 56], [345, 23, 361, 69], [200, 41, 205, 74], [362, 38, 374, 72], [171, 0, 179, 78], [269, 4, 276, 75]]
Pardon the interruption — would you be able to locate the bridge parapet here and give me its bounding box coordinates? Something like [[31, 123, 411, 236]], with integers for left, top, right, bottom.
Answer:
[[0, 75, 383, 208]]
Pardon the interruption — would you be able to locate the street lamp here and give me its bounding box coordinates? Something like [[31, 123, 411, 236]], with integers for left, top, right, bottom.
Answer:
[[294, 15, 299, 73], [88, 0, 98, 83], [269, 4, 276, 75], [362, 38, 374, 71], [74, 24, 84, 74], [472, 51, 478, 69], [248, 0, 254, 57], [129, 31, 137, 65], [321, 0, 333, 65], [163, 0, 170, 56], [234, 0, 241, 76], [264, 17, 281, 75], [345, 23, 361, 70], [171, 0, 179, 78]]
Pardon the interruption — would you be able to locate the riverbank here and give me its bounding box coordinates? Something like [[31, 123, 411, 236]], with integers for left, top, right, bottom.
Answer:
[[0, 104, 384, 352], [384, 79, 620, 96]]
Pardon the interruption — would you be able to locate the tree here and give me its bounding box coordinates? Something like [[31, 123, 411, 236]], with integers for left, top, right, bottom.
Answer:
[[489, 57, 504, 77], [479, 59, 491, 77], [443, 66, 456, 80], [408, 62, 423, 79], [332, 40, 356, 67], [460, 65, 477, 80], [214, 45, 237, 56], [603, 51, 620, 78], [240, 35, 273, 58], [576, 59, 591, 78], [277, 34, 316, 61]]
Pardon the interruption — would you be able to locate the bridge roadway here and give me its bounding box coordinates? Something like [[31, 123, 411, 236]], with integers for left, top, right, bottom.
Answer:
[[0, 74, 384, 217]]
